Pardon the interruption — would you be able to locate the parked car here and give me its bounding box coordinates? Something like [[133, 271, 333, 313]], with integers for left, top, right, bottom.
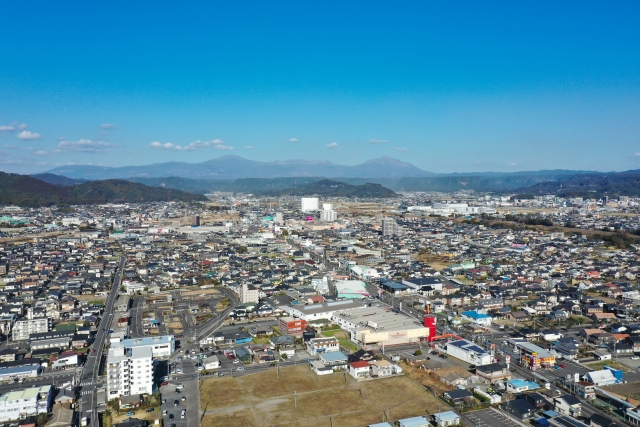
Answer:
[[161, 381, 168, 386], [169, 414, 174, 420], [559, 364, 566, 369], [174, 400, 179, 406], [146, 408, 154, 413], [176, 384, 184, 389]]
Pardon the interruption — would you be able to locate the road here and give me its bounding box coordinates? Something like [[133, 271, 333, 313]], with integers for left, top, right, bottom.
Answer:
[[79, 255, 125, 425]]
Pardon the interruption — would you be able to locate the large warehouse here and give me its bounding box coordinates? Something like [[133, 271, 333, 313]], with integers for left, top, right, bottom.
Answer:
[[334, 280, 370, 299], [331, 306, 429, 346], [445, 339, 493, 366]]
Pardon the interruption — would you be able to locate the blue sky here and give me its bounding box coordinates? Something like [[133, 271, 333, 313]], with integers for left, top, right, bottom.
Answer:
[[1, 1, 639, 174]]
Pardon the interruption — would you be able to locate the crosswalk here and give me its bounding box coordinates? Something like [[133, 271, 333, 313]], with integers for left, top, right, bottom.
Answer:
[[80, 381, 93, 386], [81, 390, 93, 395]]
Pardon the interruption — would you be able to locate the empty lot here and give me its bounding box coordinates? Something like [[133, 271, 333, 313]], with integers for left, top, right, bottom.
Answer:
[[200, 365, 442, 427]]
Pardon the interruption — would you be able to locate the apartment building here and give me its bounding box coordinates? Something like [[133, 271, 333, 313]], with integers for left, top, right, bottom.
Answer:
[[0, 385, 53, 421], [12, 309, 51, 341], [107, 345, 153, 398], [117, 335, 175, 358], [240, 283, 259, 304]]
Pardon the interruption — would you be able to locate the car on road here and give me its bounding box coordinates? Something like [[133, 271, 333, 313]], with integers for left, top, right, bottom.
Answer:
[[176, 384, 184, 389], [559, 364, 566, 369], [233, 359, 239, 364], [176, 368, 183, 373], [632, 356, 640, 360], [176, 357, 182, 361], [161, 381, 168, 386], [236, 366, 245, 371]]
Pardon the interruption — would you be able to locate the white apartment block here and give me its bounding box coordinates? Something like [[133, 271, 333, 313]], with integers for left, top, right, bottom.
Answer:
[[241, 283, 259, 304], [12, 310, 50, 341], [0, 385, 53, 421], [116, 335, 175, 358], [107, 345, 153, 398]]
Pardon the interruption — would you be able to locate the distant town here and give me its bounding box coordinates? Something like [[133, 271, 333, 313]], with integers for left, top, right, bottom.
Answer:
[[0, 191, 639, 427]]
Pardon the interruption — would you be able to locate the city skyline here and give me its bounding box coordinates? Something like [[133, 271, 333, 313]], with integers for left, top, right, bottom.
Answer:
[[1, 1, 639, 174]]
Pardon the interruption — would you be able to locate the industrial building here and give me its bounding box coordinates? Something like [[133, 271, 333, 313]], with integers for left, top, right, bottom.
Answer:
[[332, 305, 429, 346], [445, 339, 493, 366], [334, 280, 370, 299]]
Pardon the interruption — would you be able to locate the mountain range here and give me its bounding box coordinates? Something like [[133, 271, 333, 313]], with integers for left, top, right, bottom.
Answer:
[[46, 156, 434, 180]]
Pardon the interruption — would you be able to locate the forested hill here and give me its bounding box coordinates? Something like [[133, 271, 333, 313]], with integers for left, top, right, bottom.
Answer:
[[0, 172, 207, 207]]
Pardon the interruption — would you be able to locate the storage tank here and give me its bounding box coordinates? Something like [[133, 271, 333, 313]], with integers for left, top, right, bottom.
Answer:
[[424, 314, 437, 341]]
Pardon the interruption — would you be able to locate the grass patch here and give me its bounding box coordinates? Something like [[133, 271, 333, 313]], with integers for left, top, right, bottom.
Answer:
[[201, 365, 438, 427], [320, 330, 358, 352], [585, 360, 631, 372]]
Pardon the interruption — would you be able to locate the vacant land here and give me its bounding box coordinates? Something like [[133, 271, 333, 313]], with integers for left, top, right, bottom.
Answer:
[[320, 329, 358, 352], [200, 365, 440, 427], [600, 382, 640, 398], [585, 360, 631, 372]]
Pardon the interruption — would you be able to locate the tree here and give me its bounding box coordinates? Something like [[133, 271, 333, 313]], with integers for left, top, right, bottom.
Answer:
[[414, 349, 423, 356]]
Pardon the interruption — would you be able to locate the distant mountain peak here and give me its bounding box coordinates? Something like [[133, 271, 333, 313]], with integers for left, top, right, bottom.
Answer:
[[361, 156, 416, 167]]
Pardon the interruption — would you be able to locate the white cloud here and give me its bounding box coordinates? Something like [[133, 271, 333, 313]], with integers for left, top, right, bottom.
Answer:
[[148, 139, 233, 151], [4, 144, 17, 149], [288, 138, 299, 143], [34, 150, 48, 156], [0, 125, 15, 132], [634, 152, 640, 157], [36, 162, 48, 166], [507, 162, 517, 166], [101, 123, 115, 129], [245, 145, 255, 149], [18, 123, 28, 130], [394, 147, 408, 152], [369, 139, 389, 144], [17, 130, 42, 140], [56, 139, 114, 153], [326, 142, 338, 148]]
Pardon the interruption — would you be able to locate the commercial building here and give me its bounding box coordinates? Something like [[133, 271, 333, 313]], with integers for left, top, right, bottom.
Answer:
[[445, 339, 492, 366], [107, 345, 154, 398], [116, 335, 175, 358], [288, 300, 365, 322], [279, 317, 308, 336], [332, 306, 429, 346], [0, 385, 53, 421], [514, 341, 556, 370], [301, 198, 319, 213], [320, 209, 337, 222]]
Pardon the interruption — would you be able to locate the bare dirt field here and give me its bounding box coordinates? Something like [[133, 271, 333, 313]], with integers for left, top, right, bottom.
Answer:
[[600, 382, 640, 398], [181, 289, 220, 297], [200, 365, 441, 427]]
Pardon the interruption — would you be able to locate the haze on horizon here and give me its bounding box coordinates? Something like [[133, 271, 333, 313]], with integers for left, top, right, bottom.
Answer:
[[1, 1, 639, 175]]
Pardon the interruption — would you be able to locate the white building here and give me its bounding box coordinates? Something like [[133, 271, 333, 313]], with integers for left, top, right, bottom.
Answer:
[[12, 309, 50, 341], [301, 197, 319, 213], [107, 345, 154, 398], [320, 209, 337, 222], [240, 283, 260, 304], [116, 335, 175, 358], [445, 339, 493, 366], [288, 300, 365, 322], [0, 385, 53, 421]]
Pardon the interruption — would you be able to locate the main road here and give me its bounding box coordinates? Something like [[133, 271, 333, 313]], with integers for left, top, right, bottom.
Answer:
[[79, 255, 125, 425]]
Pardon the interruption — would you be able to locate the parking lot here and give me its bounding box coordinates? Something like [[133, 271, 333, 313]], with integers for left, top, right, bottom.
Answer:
[[160, 359, 199, 427], [465, 408, 523, 427]]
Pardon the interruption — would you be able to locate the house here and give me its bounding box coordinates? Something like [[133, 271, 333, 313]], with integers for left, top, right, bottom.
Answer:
[[506, 311, 529, 321], [574, 381, 595, 400], [371, 360, 393, 378], [522, 393, 546, 411], [306, 337, 339, 355], [318, 351, 348, 370], [584, 370, 617, 386], [45, 406, 74, 427], [461, 310, 492, 326], [502, 399, 535, 421], [112, 418, 148, 427], [398, 416, 429, 427], [443, 389, 473, 405], [475, 363, 511, 382], [349, 361, 370, 379], [589, 413, 617, 427], [432, 412, 461, 427], [553, 394, 581, 417]]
